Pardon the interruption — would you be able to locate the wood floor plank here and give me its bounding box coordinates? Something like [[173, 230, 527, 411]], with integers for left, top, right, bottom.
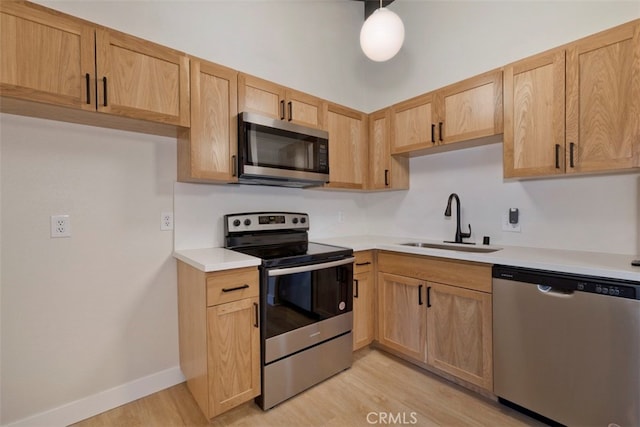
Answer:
[[72, 348, 540, 427]]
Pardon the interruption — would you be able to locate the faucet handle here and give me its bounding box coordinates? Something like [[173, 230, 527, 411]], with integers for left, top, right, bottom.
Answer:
[[461, 224, 472, 239]]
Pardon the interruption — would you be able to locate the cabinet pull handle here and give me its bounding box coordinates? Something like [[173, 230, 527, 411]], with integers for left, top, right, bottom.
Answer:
[[102, 77, 108, 107], [231, 155, 237, 177], [221, 284, 249, 293], [355, 262, 372, 266], [569, 142, 575, 168], [253, 302, 259, 328], [427, 286, 432, 308], [438, 122, 443, 142], [287, 101, 293, 122], [280, 100, 285, 120], [555, 144, 560, 169], [85, 73, 91, 105], [418, 284, 423, 305], [431, 124, 435, 143], [384, 169, 389, 186], [354, 279, 359, 298]]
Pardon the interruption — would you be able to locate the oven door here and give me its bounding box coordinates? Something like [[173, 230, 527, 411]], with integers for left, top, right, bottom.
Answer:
[[262, 257, 354, 364]]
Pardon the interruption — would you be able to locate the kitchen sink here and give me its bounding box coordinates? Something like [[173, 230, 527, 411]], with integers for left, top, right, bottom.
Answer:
[[400, 242, 502, 253]]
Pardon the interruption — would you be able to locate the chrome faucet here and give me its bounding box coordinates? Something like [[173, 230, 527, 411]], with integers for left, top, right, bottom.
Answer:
[[444, 193, 472, 244]]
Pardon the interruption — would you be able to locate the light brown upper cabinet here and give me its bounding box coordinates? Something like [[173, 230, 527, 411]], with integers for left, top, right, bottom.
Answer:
[[323, 103, 368, 190], [391, 92, 437, 154], [391, 69, 503, 156], [238, 73, 324, 129], [0, 1, 94, 110], [565, 21, 640, 174], [0, 1, 190, 128], [503, 49, 566, 178], [178, 58, 238, 183], [369, 108, 409, 190], [437, 70, 503, 146], [504, 19, 640, 178], [95, 28, 190, 127]]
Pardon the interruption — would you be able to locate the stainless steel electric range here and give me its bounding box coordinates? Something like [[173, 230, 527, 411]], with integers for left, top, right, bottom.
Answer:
[[224, 212, 354, 410]]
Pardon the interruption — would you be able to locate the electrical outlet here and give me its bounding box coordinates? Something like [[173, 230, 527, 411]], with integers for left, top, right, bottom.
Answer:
[[502, 212, 521, 232], [161, 211, 174, 231], [338, 211, 345, 223], [51, 215, 71, 238]]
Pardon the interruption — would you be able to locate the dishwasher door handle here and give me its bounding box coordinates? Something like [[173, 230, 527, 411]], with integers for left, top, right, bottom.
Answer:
[[537, 284, 574, 297]]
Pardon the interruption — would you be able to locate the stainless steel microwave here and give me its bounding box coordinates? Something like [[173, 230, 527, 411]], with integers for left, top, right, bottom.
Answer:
[[237, 112, 330, 188]]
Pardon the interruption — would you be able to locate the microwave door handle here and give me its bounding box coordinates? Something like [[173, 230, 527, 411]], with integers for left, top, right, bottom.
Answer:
[[267, 257, 355, 277]]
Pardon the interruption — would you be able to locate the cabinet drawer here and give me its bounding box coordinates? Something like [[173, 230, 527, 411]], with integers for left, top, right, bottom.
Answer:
[[378, 251, 492, 293], [206, 267, 259, 306], [354, 251, 374, 274]]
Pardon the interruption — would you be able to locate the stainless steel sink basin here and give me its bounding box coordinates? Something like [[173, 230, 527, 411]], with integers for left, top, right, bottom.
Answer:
[[400, 242, 502, 253]]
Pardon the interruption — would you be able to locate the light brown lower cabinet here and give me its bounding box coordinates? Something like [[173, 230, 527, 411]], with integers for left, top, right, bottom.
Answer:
[[353, 251, 375, 350], [177, 261, 260, 419], [426, 282, 493, 391], [376, 251, 493, 391], [377, 272, 427, 363]]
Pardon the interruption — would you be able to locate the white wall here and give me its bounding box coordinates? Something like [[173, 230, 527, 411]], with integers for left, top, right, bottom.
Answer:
[[174, 183, 368, 250], [0, 115, 178, 424], [365, 144, 640, 254]]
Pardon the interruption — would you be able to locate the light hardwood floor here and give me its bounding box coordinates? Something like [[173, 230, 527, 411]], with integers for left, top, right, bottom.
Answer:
[[72, 348, 540, 426]]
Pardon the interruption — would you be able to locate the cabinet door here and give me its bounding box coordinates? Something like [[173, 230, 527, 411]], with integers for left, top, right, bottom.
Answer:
[[95, 28, 190, 126], [286, 88, 324, 129], [377, 273, 426, 362], [369, 108, 391, 189], [178, 59, 238, 183], [391, 92, 436, 154], [237, 73, 286, 120], [369, 108, 410, 190], [566, 21, 640, 173], [438, 69, 503, 145], [0, 1, 95, 110], [353, 270, 375, 351], [324, 103, 368, 189], [426, 282, 492, 391], [503, 49, 566, 178], [207, 297, 260, 417]]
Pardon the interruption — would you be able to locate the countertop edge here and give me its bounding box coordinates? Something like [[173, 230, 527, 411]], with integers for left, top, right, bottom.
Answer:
[[173, 236, 640, 281]]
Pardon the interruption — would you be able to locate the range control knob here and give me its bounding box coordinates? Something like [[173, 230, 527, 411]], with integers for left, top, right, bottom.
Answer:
[[233, 219, 241, 227], [300, 217, 307, 224], [244, 219, 252, 226], [292, 218, 299, 224]]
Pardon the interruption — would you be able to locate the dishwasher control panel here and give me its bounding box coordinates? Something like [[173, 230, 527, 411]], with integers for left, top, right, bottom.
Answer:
[[493, 266, 639, 300], [577, 281, 636, 299]]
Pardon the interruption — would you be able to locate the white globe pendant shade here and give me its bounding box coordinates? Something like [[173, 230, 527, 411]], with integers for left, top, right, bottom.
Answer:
[[359, 7, 405, 62]]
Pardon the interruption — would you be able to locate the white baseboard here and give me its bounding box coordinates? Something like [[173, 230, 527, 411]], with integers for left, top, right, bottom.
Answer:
[[3, 366, 185, 427]]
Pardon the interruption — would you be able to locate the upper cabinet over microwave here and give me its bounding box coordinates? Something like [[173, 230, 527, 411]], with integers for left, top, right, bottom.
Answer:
[[238, 73, 325, 130]]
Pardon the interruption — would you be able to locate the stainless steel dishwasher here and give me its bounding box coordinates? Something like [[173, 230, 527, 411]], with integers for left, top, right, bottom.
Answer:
[[493, 265, 640, 426]]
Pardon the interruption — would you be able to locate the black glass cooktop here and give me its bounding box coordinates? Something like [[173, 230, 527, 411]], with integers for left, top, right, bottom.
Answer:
[[232, 242, 352, 268]]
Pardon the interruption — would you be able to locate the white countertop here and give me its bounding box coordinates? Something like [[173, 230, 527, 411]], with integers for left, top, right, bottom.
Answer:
[[315, 235, 640, 281], [174, 235, 640, 281], [174, 247, 261, 272]]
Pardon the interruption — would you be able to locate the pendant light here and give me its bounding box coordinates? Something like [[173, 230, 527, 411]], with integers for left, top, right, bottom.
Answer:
[[359, 0, 405, 62]]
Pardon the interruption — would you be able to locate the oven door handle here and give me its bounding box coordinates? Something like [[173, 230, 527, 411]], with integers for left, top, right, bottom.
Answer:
[[267, 257, 355, 277]]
